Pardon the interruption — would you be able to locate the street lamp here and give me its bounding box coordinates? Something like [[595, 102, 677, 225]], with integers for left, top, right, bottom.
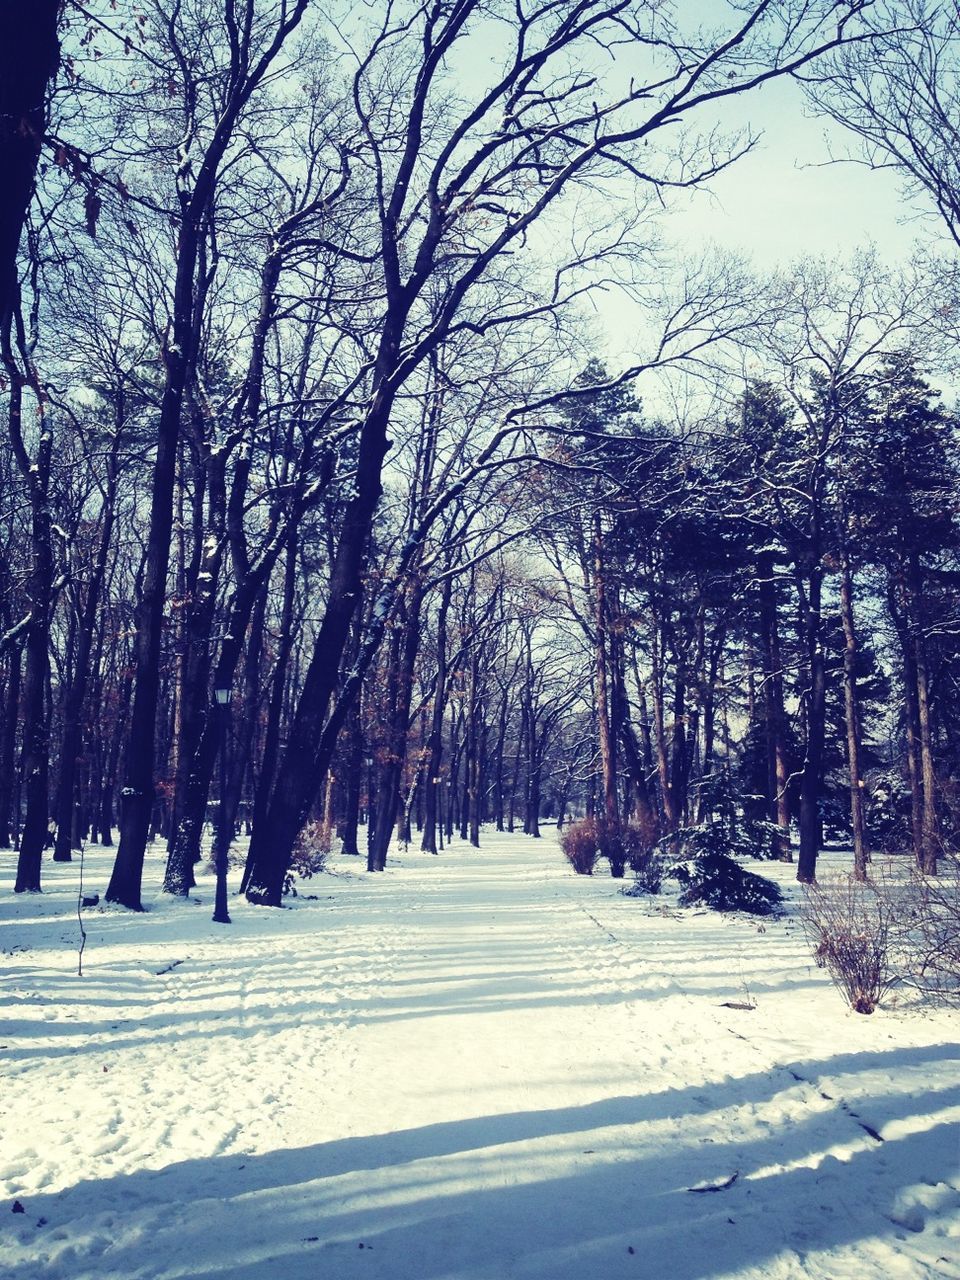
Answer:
[[363, 751, 375, 825], [212, 682, 232, 925]]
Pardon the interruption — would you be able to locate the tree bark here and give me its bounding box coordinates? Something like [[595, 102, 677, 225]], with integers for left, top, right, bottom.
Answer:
[[107, 219, 200, 908], [53, 441, 119, 862], [796, 560, 826, 884], [592, 513, 618, 824], [838, 533, 868, 880], [243, 320, 405, 903], [649, 619, 679, 835], [757, 551, 791, 860], [908, 554, 939, 875], [368, 583, 424, 871], [5, 321, 54, 893], [421, 575, 452, 854], [338, 695, 363, 856], [0, 1, 60, 328], [0, 642, 22, 848]]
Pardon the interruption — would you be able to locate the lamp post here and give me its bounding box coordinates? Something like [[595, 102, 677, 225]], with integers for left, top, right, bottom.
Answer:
[[212, 682, 231, 924], [364, 752, 376, 872], [363, 752, 374, 824]]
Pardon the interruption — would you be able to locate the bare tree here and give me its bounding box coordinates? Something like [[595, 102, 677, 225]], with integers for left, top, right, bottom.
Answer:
[[0, 1, 61, 327], [102, 0, 312, 909], [804, 1, 960, 247], [243, 0, 883, 905]]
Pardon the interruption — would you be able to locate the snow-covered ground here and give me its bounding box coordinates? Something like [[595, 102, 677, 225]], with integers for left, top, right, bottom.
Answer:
[[2, 833, 958, 1280]]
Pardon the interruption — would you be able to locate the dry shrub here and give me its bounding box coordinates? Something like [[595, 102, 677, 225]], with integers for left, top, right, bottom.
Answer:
[[801, 875, 899, 1014], [560, 815, 658, 878], [622, 811, 660, 872], [284, 820, 332, 894], [559, 818, 600, 875], [911, 852, 960, 1003], [594, 817, 629, 878], [623, 854, 665, 897]]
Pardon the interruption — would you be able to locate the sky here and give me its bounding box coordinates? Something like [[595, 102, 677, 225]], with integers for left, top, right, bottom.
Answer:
[[667, 77, 929, 268], [588, 66, 954, 390], [667, 0, 940, 266]]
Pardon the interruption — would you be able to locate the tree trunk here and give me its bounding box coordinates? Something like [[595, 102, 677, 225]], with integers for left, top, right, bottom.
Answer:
[[108, 219, 200, 909], [338, 695, 363, 856], [0, 642, 22, 847], [758, 552, 791, 860], [53, 447, 118, 862], [838, 534, 868, 880], [796, 563, 825, 884], [98, 642, 136, 846], [592, 513, 618, 824], [612, 647, 656, 834], [5, 338, 54, 894], [243, 345, 406, 903], [649, 620, 679, 835], [420, 670, 447, 853], [218, 587, 269, 868], [491, 683, 510, 834], [368, 584, 424, 870], [669, 657, 688, 825], [908, 555, 939, 875], [0, 2, 60, 328], [160, 514, 224, 891]]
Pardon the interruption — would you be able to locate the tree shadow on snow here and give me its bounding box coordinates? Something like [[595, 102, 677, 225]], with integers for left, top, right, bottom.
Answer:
[[3, 1046, 958, 1280]]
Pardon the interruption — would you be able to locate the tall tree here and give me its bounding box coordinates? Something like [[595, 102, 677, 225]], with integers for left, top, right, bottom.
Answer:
[[0, 1, 61, 327], [105, 0, 312, 909], [851, 357, 959, 873], [240, 0, 885, 905], [806, 1, 960, 247]]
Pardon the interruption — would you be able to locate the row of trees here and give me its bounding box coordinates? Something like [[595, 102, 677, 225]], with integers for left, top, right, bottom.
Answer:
[[1, 1, 958, 912], [546, 306, 959, 883]]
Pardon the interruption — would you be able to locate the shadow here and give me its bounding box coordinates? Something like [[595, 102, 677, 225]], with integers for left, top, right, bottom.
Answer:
[[4, 844, 959, 1278], [3, 1066, 958, 1280]]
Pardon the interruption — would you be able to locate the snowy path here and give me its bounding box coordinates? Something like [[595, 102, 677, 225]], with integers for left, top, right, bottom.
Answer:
[[2, 834, 959, 1279]]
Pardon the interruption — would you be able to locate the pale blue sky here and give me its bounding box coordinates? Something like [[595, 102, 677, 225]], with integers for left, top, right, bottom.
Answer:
[[667, 75, 930, 267]]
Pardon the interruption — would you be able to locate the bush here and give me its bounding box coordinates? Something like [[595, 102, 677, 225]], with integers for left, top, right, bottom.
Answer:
[[622, 854, 665, 897], [605, 815, 661, 878], [622, 812, 660, 872], [667, 805, 785, 914], [911, 852, 960, 1004], [800, 875, 898, 1014], [283, 820, 332, 895], [690, 772, 784, 860], [594, 817, 628, 878], [559, 818, 600, 875], [671, 851, 783, 916], [560, 814, 660, 879]]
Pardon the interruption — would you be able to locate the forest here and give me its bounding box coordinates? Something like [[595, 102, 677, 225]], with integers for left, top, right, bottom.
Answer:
[[1, 0, 958, 915], [4, 5, 960, 1279]]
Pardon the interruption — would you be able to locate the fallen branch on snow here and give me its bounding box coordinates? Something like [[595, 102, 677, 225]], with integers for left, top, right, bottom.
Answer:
[[687, 1171, 739, 1194]]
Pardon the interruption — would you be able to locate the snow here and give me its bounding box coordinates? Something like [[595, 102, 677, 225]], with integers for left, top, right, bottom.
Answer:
[[1, 834, 959, 1280]]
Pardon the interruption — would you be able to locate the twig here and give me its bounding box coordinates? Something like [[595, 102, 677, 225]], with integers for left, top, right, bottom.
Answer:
[[76, 838, 87, 978], [687, 1171, 739, 1194]]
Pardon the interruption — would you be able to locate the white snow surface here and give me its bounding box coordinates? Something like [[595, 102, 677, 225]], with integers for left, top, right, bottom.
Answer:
[[2, 833, 959, 1280]]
